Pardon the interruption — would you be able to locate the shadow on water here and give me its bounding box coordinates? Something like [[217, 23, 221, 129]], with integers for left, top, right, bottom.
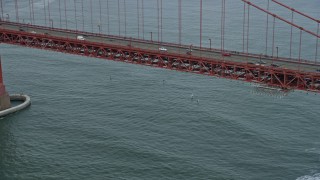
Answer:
[[0, 116, 18, 178]]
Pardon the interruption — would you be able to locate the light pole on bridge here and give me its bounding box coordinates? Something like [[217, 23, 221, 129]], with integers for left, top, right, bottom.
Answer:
[[97, 24, 101, 34], [186, 44, 193, 55], [150, 32, 153, 41], [276, 46, 279, 58], [208, 38, 212, 50], [129, 37, 132, 47], [6, 14, 9, 21], [49, 19, 53, 28]]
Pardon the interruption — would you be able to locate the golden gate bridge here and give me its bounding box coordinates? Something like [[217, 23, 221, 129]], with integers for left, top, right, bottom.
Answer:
[[0, 0, 319, 93]]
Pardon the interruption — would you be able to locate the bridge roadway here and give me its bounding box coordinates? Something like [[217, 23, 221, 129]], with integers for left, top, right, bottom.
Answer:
[[1, 21, 320, 73]]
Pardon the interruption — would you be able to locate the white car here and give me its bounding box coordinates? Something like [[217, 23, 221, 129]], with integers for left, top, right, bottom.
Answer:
[[77, 35, 85, 40], [159, 47, 167, 52]]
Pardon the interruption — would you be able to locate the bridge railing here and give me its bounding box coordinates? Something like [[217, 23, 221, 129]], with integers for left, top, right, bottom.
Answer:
[[1, 20, 319, 67]]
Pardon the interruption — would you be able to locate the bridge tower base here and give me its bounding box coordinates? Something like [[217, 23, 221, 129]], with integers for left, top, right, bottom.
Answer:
[[0, 58, 11, 111]]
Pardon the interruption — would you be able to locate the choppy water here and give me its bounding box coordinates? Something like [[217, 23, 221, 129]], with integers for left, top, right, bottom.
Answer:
[[1, 0, 320, 179]]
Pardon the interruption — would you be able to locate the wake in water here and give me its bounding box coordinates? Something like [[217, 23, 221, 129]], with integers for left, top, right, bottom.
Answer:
[[251, 84, 293, 98], [296, 173, 320, 180]]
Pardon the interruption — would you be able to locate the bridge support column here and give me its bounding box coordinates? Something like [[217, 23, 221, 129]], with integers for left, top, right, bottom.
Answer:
[[0, 58, 11, 111]]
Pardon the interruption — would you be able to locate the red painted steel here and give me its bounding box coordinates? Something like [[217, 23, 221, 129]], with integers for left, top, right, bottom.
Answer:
[[0, 56, 3, 84], [0, 56, 5, 96], [2, 21, 319, 67], [242, 0, 320, 39], [1, 28, 319, 93], [272, 0, 320, 23]]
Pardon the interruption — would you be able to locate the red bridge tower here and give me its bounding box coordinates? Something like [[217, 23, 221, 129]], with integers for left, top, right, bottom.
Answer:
[[0, 57, 11, 110]]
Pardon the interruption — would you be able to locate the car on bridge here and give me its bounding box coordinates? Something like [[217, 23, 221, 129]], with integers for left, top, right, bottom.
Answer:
[[186, 48, 193, 55], [222, 52, 231, 57], [159, 47, 167, 52], [77, 35, 85, 41]]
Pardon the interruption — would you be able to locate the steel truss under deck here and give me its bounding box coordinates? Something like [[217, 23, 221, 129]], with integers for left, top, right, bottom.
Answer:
[[1, 29, 320, 93]]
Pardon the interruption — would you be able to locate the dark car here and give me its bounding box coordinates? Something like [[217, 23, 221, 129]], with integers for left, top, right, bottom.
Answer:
[[222, 52, 231, 57]]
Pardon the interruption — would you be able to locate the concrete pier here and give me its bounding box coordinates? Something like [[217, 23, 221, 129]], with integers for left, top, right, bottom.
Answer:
[[0, 91, 11, 110], [0, 94, 31, 117], [0, 57, 31, 117], [0, 57, 11, 111]]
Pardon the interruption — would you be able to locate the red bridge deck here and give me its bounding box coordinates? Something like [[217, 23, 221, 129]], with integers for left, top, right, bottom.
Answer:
[[1, 21, 320, 93]]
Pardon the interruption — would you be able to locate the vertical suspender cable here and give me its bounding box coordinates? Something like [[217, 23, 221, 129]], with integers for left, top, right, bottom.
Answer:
[[118, 0, 121, 36], [59, 0, 62, 28], [298, 30, 302, 71], [48, 0, 51, 23], [142, 0, 144, 39], [0, 0, 3, 20], [90, 0, 93, 32], [107, 0, 110, 34], [29, 0, 32, 23], [157, 0, 160, 42], [221, 0, 224, 54], [44, 0, 47, 26], [265, 0, 269, 55], [137, 0, 140, 38], [64, 0, 67, 29], [242, 2, 246, 53], [124, 0, 127, 37], [289, 11, 293, 59], [223, 0, 226, 53], [74, 0, 77, 31], [200, 0, 202, 49], [98, 0, 101, 33], [272, 16, 275, 57], [15, 0, 19, 22], [247, 4, 250, 55], [316, 22, 319, 63], [178, 0, 181, 45], [81, 0, 84, 31], [31, 0, 34, 24], [161, 0, 163, 42]]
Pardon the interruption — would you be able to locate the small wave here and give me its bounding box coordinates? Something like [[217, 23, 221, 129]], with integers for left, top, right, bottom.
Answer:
[[305, 148, 320, 154], [296, 173, 320, 180]]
